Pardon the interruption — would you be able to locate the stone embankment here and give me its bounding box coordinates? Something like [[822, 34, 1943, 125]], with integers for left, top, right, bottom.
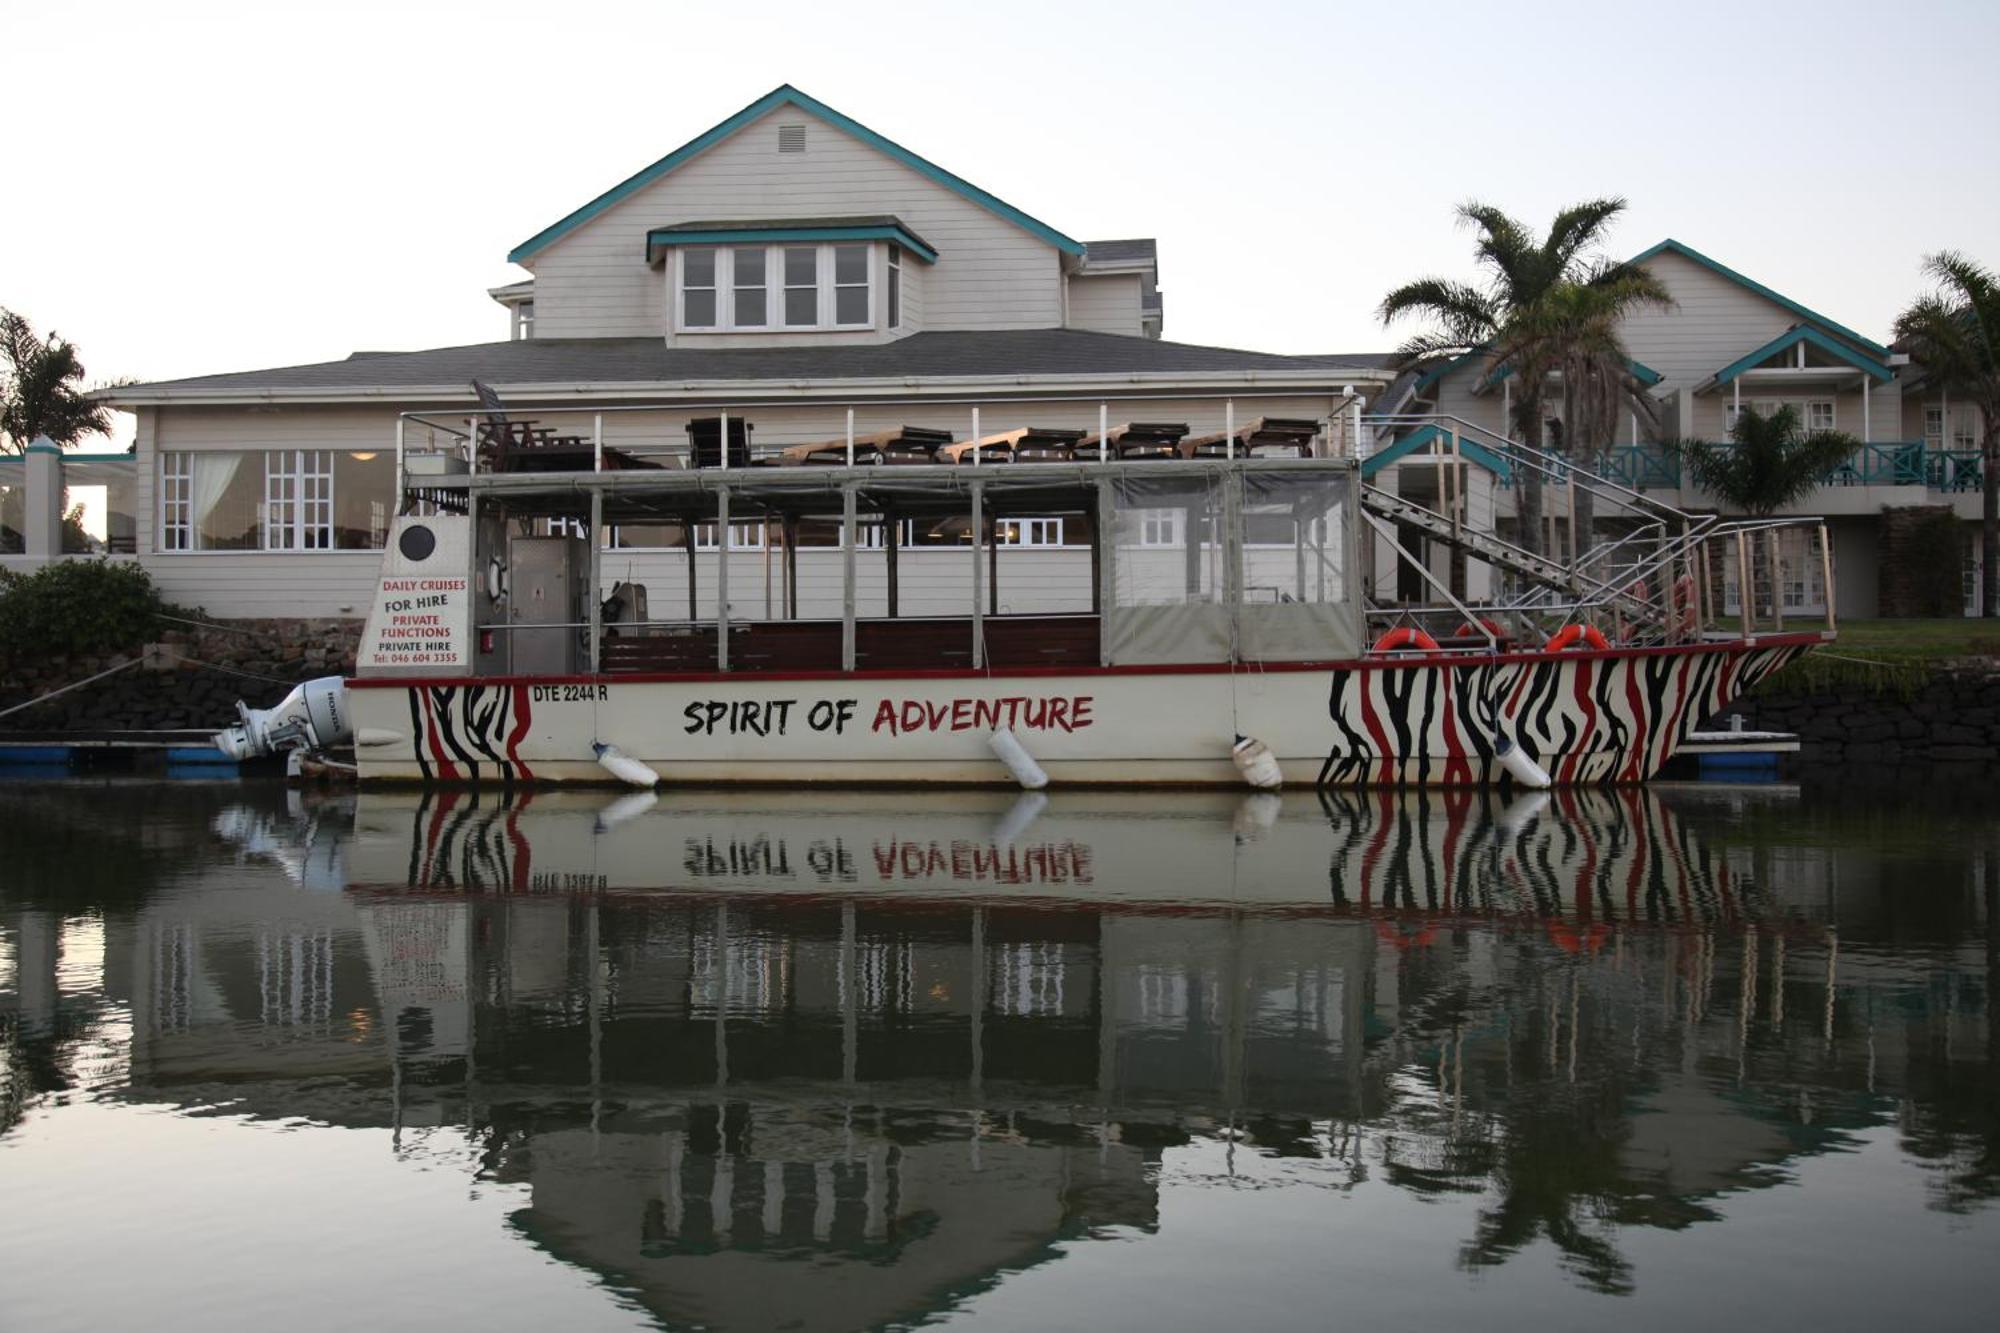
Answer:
[[1715, 665, 2000, 766], [0, 619, 360, 733]]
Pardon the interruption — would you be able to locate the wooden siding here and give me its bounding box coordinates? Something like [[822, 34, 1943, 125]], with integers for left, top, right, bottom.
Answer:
[[1066, 273, 1144, 337], [528, 108, 1065, 340]]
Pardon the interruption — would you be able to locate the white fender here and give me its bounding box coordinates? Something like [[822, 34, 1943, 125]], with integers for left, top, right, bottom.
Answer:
[[990, 790, 1049, 844], [1232, 792, 1283, 839], [593, 742, 660, 789], [354, 728, 403, 748], [988, 728, 1049, 790], [594, 789, 659, 832], [1493, 736, 1552, 790], [1231, 734, 1283, 790]]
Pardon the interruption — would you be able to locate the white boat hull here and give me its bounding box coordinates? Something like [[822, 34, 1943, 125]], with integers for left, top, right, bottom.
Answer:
[[345, 637, 1814, 788]]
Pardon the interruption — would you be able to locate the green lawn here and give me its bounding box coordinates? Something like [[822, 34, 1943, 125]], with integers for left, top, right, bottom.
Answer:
[[1825, 618, 2000, 662]]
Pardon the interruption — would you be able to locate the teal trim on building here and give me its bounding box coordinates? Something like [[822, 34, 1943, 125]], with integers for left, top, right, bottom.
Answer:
[[1709, 324, 1893, 388], [1413, 351, 1480, 394], [509, 85, 1083, 264], [1483, 355, 1662, 389], [0, 450, 132, 464], [1362, 425, 1513, 480], [645, 223, 938, 264], [1629, 239, 1889, 357], [21, 442, 62, 456]]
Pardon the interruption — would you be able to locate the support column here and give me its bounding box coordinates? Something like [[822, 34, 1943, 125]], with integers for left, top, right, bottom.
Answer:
[[884, 504, 899, 618], [716, 486, 730, 671], [970, 480, 985, 668], [586, 489, 603, 674], [23, 437, 63, 559], [841, 484, 857, 672]]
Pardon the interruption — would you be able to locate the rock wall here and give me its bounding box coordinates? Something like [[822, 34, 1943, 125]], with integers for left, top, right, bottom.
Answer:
[[1716, 666, 2000, 765], [0, 618, 360, 733]]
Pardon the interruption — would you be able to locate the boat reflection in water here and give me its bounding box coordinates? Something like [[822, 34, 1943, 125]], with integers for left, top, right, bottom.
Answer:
[[4, 781, 1995, 1326]]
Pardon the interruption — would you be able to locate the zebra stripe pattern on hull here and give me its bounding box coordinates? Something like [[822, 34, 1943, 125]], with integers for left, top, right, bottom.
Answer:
[[1316, 643, 1808, 788]]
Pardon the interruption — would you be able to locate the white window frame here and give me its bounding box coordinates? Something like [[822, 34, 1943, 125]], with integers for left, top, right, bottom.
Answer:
[[158, 449, 372, 554], [674, 242, 879, 333], [887, 244, 902, 330], [1924, 406, 1945, 444], [1137, 509, 1184, 548], [160, 452, 192, 551], [996, 517, 1065, 547], [1805, 400, 1835, 433], [680, 248, 719, 329]]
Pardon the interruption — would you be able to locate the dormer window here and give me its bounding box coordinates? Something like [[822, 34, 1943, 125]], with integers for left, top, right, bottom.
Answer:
[[674, 243, 877, 332], [649, 219, 937, 335]]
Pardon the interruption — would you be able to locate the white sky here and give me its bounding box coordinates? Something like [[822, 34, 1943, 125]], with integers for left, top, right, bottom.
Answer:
[[4, 0, 1998, 450]]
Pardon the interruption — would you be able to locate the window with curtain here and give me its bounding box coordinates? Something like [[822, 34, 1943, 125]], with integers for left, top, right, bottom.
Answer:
[[160, 450, 391, 552]]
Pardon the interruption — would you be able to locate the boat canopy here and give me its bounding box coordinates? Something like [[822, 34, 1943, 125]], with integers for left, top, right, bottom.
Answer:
[[383, 456, 1362, 679]]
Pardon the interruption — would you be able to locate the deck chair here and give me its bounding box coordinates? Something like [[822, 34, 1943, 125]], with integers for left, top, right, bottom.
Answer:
[[470, 379, 586, 471]]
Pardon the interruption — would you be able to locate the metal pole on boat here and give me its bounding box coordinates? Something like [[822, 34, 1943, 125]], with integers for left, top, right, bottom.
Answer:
[[1099, 402, 1109, 464], [1769, 529, 1785, 633], [1819, 523, 1835, 635], [394, 416, 406, 510], [1737, 529, 1754, 642], [587, 488, 603, 674], [717, 485, 731, 671], [970, 479, 985, 668], [720, 409, 729, 469], [593, 412, 603, 473], [1225, 399, 1235, 461], [841, 483, 857, 671], [972, 405, 981, 466], [846, 406, 855, 468]]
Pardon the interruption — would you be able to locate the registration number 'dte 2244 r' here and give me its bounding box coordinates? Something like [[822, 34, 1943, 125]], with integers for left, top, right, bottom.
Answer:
[[530, 685, 610, 703]]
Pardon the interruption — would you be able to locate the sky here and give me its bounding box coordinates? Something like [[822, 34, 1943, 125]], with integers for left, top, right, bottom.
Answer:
[[3, 0, 1998, 449]]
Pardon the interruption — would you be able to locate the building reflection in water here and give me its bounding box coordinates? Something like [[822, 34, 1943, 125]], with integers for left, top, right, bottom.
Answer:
[[1, 780, 1994, 1323]]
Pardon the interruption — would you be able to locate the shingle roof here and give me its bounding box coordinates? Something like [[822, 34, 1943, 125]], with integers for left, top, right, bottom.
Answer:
[[1083, 239, 1157, 266], [105, 330, 1397, 399]]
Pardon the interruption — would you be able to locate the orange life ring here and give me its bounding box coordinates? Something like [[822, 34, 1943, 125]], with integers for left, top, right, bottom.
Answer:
[[1453, 617, 1506, 641], [1545, 623, 1610, 653], [1373, 627, 1441, 653]]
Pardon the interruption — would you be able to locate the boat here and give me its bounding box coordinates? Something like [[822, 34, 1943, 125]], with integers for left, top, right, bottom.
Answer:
[[215, 398, 1831, 788]]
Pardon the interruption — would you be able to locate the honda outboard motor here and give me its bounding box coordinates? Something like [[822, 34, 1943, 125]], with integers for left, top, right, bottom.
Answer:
[[214, 676, 352, 761]]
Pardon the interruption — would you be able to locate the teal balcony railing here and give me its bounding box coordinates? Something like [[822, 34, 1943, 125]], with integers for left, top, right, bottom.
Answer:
[[1599, 441, 1983, 494]]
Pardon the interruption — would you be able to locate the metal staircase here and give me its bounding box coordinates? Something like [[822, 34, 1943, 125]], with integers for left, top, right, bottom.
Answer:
[[1357, 413, 1831, 651]]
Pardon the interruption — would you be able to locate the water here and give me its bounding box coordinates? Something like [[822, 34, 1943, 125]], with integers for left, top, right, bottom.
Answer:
[[1, 778, 1994, 1332]]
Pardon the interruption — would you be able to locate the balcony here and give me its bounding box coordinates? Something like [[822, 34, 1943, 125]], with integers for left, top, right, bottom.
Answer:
[[1601, 442, 1984, 495]]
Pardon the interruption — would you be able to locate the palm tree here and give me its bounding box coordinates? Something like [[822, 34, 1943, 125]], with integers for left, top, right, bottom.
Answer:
[[1894, 252, 2000, 617], [0, 308, 114, 454], [1671, 405, 1859, 517], [1670, 405, 1858, 624], [1380, 200, 1670, 559]]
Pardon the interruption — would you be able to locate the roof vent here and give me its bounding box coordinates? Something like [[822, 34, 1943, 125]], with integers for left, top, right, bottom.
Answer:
[[777, 124, 806, 153]]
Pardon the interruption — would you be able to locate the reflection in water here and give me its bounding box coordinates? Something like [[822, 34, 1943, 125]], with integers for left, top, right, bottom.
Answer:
[[1, 780, 1995, 1328]]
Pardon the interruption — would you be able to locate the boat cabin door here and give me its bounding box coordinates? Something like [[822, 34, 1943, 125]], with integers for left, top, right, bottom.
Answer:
[[506, 534, 587, 675]]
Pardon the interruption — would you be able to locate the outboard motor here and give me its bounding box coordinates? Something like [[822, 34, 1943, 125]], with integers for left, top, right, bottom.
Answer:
[[214, 676, 352, 761]]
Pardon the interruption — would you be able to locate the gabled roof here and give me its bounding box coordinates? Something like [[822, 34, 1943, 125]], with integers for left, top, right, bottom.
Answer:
[[1361, 424, 1512, 480], [1629, 238, 1888, 358], [508, 85, 1084, 265], [1705, 323, 1894, 390]]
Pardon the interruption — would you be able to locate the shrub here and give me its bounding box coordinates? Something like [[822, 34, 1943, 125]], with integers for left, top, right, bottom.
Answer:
[[0, 559, 174, 659], [1903, 509, 1967, 618]]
